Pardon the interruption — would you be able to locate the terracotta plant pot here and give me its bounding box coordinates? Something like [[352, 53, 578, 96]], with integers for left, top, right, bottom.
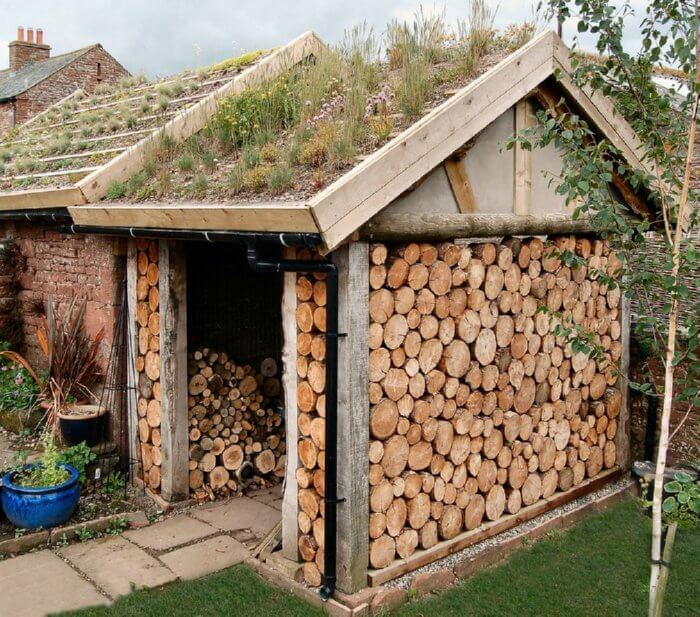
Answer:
[[57, 405, 108, 447]]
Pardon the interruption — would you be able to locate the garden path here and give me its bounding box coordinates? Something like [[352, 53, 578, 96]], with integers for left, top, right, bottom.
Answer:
[[0, 490, 282, 616]]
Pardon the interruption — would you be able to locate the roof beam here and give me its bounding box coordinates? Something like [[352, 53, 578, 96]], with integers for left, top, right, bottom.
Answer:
[[67, 202, 318, 233], [0, 186, 86, 211]]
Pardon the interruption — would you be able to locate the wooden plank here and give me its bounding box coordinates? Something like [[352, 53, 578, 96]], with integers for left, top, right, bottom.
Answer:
[[125, 240, 141, 483], [67, 203, 319, 233], [309, 31, 557, 250], [158, 241, 190, 502], [617, 294, 631, 471], [334, 241, 370, 594], [367, 467, 621, 586], [444, 158, 477, 213], [514, 99, 534, 215], [551, 36, 649, 173], [77, 31, 327, 203], [32, 147, 127, 164], [361, 213, 595, 241], [4, 166, 98, 181], [281, 254, 300, 561], [0, 186, 86, 211]]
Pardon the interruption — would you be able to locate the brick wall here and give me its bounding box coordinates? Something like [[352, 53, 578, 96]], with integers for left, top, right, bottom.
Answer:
[[13, 46, 128, 124], [0, 222, 125, 369]]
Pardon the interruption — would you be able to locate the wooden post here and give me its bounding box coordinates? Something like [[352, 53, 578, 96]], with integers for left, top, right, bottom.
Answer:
[[125, 240, 141, 483], [514, 99, 533, 216], [334, 241, 370, 593], [444, 158, 477, 213], [281, 255, 300, 560], [158, 241, 189, 501], [617, 293, 632, 470]]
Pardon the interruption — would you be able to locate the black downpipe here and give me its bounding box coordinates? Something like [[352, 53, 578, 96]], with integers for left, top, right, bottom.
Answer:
[[246, 244, 340, 601], [0, 208, 72, 223]]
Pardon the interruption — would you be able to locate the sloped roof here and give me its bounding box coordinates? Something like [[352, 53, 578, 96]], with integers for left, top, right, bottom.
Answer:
[[0, 45, 97, 100], [0, 30, 655, 252]]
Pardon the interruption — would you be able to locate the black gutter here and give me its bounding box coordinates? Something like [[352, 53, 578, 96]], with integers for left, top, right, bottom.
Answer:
[[59, 224, 322, 249], [60, 224, 341, 600], [246, 244, 340, 601], [0, 208, 72, 223]]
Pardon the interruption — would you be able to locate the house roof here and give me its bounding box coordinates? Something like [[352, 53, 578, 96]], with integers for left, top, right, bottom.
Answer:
[[0, 30, 655, 252], [0, 45, 98, 101]]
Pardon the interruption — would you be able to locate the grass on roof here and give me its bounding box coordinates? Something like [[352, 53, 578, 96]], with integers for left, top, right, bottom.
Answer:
[[57, 499, 699, 617], [0, 48, 269, 192], [106, 1, 541, 203]]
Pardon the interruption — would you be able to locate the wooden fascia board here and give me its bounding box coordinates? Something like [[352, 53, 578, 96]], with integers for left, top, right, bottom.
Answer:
[[551, 36, 652, 175], [67, 202, 319, 233], [75, 31, 327, 203], [0, 186, 86, 211], [309, 31, 557, 250]]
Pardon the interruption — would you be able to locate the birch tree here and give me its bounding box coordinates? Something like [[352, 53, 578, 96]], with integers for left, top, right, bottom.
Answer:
[[512, 1, 698, 614]]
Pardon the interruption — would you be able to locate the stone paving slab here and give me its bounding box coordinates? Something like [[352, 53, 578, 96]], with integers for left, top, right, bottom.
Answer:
[[60, 535, 177, 598], [159, 534, 249, 580], [189, 496, 281, 537], [123, 513, 216, 551], [0, 550, 107, 617]]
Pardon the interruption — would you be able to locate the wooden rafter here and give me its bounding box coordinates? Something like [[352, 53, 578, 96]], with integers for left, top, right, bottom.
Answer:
[[444, 156, 477, 213], [0, 186, 86, 211], [532, 82, 653, 217]]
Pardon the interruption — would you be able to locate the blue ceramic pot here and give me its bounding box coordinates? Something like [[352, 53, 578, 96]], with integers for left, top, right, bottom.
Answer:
[[1, 464, 80, 530]]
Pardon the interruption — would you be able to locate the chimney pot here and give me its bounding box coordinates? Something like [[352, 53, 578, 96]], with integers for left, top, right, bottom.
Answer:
[[36, 29, 43, 45], [17, 26, 24, 42], [26, 28, 34, 44]]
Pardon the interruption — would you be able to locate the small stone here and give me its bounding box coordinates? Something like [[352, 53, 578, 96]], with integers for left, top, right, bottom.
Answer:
[[410, 568, 456, 596], [334, 586, 378, 609], [370, 587, 408, 613], [125, 510, 150, 528]]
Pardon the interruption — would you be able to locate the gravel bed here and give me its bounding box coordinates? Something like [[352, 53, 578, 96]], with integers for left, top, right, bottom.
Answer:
[[386, 475, 633, 590]]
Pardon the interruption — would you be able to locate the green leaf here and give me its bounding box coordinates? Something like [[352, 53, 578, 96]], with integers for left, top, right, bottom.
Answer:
[[664, 480, 682, 493], [677, 491, 689, 504], [674, 471, 692, 483], [662, 497, 678, 513], [690, 497, 700, 514]]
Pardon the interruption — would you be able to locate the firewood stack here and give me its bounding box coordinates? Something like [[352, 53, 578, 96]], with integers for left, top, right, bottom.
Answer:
[[135, 240, 163, 492], [366, 236, 622, 570], [188, 349, 286, 500], [294, 263, 329, 588]]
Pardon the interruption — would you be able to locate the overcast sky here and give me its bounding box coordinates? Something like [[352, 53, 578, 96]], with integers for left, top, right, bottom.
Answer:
[[0, 1, 647, 78]]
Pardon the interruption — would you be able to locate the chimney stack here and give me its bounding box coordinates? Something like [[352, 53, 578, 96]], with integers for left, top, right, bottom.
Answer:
[[9, 26, 50, 72]]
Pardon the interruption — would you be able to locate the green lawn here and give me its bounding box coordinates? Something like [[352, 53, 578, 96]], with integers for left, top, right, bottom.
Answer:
[[59, 499, 698, 617]]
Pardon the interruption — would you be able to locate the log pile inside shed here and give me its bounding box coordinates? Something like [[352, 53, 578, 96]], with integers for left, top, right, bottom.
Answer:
[[187, 349, 286, 500], [366, 236, 622, 570]]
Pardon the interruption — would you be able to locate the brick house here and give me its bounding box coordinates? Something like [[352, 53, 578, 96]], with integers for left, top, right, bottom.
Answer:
[[0, 26, 128, 135], [0, 27, 128, 364]]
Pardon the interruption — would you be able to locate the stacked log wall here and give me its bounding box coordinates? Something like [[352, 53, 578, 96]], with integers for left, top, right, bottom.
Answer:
[[367, 235, 623, 570], [134, 239, 163, 492], [295, 250, 329, 587]]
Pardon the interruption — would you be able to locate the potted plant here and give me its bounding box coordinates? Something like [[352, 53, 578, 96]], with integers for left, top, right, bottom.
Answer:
[[0, 342, 44, 434], [38, 299, 106, 447], [1, 432, 80, 529]]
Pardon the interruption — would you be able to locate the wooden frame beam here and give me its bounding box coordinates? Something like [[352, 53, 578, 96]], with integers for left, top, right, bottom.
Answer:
[[444, 157, 477, 213], [514, 99, 534, 215], [158, 241, 190, 502], [68, 203, 319, 233], [0, 186, 86, 211], [334, 241, 370, 593], [361, 213, 596, 241]]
